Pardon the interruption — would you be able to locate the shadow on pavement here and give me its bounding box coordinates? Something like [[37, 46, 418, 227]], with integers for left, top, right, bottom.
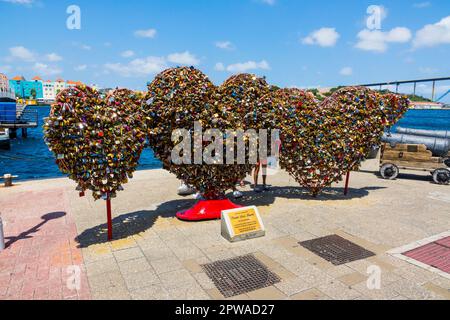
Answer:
[[230, 185, 386, 208], [75, 185, 386, 247], [5, 211, 66, 248], [75, 199, 194, 248]]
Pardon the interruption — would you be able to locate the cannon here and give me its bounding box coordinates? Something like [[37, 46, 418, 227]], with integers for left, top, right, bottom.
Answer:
[[382, 133, 449, 157], [396, 127, 450, 140]]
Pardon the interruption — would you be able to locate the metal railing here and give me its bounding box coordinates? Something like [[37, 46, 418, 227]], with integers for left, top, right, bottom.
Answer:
[[0, 110, 38, 128], [358, 77, 450, 102], [17, 110, 38, 126]]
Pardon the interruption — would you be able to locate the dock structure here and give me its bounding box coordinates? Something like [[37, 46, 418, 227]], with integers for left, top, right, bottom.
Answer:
[[0, 128, 10, 150], [0, 93, 38, 139]]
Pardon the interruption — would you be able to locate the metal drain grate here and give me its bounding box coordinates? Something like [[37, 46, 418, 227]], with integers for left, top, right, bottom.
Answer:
[[202, 254, 281, 298], [403, 236, 450, 274], [299, 234, 376, 265]]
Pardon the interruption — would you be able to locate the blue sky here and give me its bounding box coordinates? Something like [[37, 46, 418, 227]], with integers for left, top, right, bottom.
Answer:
[[1, 0, 449, 100]]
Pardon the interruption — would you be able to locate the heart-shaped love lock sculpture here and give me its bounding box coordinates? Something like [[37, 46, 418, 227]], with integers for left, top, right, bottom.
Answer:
[[264, 87, 410, 196], [44, 85, 146, 201], [142, 67, 271, 220]]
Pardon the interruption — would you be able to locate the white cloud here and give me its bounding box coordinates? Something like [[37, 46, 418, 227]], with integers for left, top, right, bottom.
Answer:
[[104, 50, 202, 77], [379, 5, 388, 21], [74, 64, 87, 71], [104, 56, 167, 77], [8, 47, 64, 66], [121, 50, 135, 58], [216, 60, 270, 73], [340, 67, 353, 76], [1, 0, 34, 5], [413, 16, 450, 48], [8, 46, 36, 61], [413, 2, 431, 8], [167, 51, 200, 66], [45, 53, 62, 62], [302, 28, 340, 47], [355, 27, 412, 52], [32, 63, 62, 76], [215, 41, 235, 50], [134, 28, 157, 38]]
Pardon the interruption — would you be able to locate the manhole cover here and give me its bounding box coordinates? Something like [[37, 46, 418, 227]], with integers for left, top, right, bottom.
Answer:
[[299, 234, 376, 265], [403, 236, 450, 274], [202, 254, 281, 298]]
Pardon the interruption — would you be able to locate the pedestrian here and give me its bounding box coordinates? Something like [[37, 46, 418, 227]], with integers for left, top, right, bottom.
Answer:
[[253, 160, 268, 193]]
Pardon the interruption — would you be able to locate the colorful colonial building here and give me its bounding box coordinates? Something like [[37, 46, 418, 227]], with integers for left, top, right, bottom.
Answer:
[[0, 73, 10, 92], [9, 76, 44, 99], [9, 76, 84, 101], [42, 80, 55, 101]]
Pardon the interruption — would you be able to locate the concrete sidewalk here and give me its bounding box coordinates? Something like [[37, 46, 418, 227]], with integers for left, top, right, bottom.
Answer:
[[0, 167, 449, 300]]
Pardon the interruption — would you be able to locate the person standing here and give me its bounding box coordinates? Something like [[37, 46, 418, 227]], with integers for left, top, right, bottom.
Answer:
[[253, 160, 268, 193]]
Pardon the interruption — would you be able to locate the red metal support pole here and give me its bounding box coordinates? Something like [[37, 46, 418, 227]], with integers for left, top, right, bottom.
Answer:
[[344, 172, 350, 196], [106, 194, 113, 241]]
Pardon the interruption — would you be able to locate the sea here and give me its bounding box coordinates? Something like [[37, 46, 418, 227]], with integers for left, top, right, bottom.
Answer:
[[1, 106, 450, 181]]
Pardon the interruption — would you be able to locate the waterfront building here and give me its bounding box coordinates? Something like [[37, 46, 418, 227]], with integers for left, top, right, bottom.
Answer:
[[8, 76, 85, 101], [9, 76, 24, 98], [66, 80, 83, 89], [9, 76, 44, 99], [41, 79, 83, 101], [0, 73, 15, 100], [43, 80, 56, 101], [0, 73, 9, 92], [54, 78, 66, 96]]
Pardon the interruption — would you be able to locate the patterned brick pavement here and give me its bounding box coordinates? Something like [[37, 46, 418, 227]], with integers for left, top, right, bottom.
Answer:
[[0, 188, 90, 300]]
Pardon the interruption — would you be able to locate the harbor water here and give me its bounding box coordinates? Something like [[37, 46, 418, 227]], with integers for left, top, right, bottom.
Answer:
[[0, 106, 449, 181]]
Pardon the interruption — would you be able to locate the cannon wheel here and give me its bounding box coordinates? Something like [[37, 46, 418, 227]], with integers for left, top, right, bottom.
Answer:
[[444, 157, 450, 168], [380, 163, 399, 180], [432, 169, 450, 185]]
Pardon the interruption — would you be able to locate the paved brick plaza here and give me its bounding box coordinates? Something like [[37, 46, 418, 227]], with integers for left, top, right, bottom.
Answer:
[[0, 167, 449, 300]]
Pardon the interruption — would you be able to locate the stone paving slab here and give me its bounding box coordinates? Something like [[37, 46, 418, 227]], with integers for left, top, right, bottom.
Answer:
[[1, 168, 450, 300]]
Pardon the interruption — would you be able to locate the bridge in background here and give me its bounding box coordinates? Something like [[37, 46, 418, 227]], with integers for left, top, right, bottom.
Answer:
[[358, 77, 450, 102]]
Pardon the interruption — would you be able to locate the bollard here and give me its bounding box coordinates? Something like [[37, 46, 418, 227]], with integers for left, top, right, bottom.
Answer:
[[4, 174, 12, 187], [0, 215, 5, 251], [2, 174, 18, 187]]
